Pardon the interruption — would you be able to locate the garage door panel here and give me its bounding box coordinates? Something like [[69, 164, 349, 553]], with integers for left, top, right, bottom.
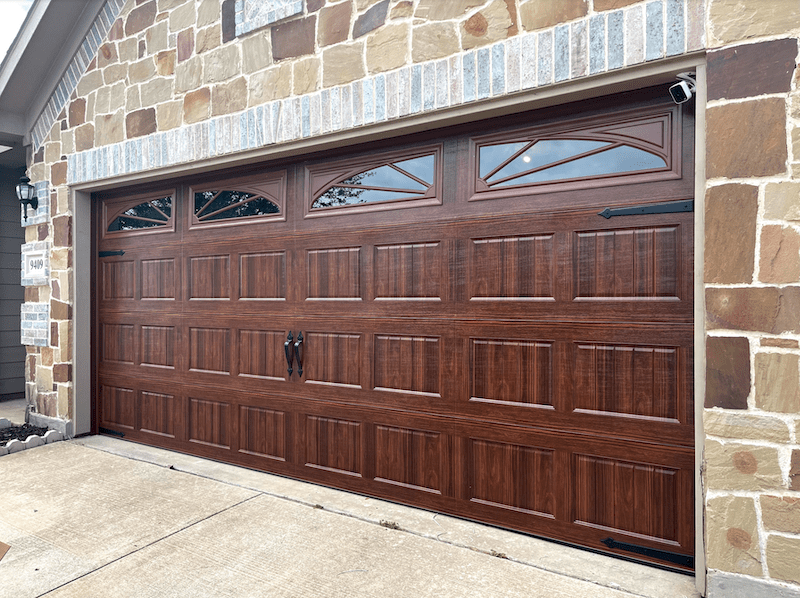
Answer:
[[239, 250, 288, 300], [238, 405, 288, 461]]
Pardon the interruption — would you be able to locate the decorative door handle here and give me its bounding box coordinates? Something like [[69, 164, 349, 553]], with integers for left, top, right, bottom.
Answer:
[[284, 331, 294, 375], [294, 332, 304, 377]]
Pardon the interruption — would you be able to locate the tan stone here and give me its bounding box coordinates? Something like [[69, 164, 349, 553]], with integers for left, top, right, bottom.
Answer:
[[704, 410, 791, 443], [765, 182, 800, 222], [145, 21, 168, 54], [461, 0, 513, 50], [44, 141, 61, 165], [126, 107, 157, 138], [97, 42, 118, 68], [156, 50, 176, 76], [50, 162, 67, 187], [204, 44, 240, 83], [520, 0, 588, 31], [242, 33, 272, 74], [40, 347, 54, 367], [125, 0, 157, 36], [365, 23, 408, 74], [707, 286, 800, 335], [707, 495, 763, 576], [766, 535, 800, 585], [755, 353, 800, 413], [761, 496, 800, 534], [94, 86, 111, 114], [594, 0, 640, 9], [61, 130, 74, 156], [129, 58, 156, 83], [324, 42, 367, 87], [140, 78, 172, 106], [391, 1, 413, 18], [183, 87, 210, 123], [705, 184, 759, 284], [176, 55, 202, 92], [760, 225, 800, 283], [59, 320, 72, 357], [318, 1, 351, 47], [293, 57, 320, 95], [212, 77, 247, 116], [157, 100, 183, 130], [709, 0, 800, 45], [705, 439, 784, 491], [58, 384, 70, 418], [355, 0, 383, 10], [762, 338, 800, 349], [103, 63, 128, 85], [126, 85, 141, 111], [158, 0, 189, 11], [76, 70, 103, 96], [25, 226, 37, 243], [413, 22, 460, 63], [169, 0, 196, 32], [95, 110, 124, 146], [74, 123, 94, 151], [36, 365, 53, 393], [248, 63, 292, 105], [414, 0, 484, 21], [118, 38, 138, 63], [196, 24, 220, 53], [108, 81, 127, 112], [197, 0, 220, 27]]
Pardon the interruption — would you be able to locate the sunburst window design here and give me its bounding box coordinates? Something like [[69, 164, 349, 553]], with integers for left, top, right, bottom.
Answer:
[[312, 154, 436, 209], [107, 196, 172, 231], [194, 190, 280, 222]]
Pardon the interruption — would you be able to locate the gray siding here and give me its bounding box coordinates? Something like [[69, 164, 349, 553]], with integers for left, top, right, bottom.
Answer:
[[0, 167, 25, 398]]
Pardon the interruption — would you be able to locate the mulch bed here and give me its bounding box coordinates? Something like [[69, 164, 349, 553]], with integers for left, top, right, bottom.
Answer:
[[0, 424, 49, 447]]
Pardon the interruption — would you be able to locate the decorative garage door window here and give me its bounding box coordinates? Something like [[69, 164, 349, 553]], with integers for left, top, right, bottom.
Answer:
[[191, 172, 286, 227], [308, 146, 441, 214], [474, 111, 677, 196], [106, 194, 173, 234]]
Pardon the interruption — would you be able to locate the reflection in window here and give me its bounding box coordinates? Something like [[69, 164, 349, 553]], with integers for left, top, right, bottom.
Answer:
[[108, 196, 172, 231], [479, 139, 667, 188], [194, 190, 280, 222], [312, 154, 435, 208]]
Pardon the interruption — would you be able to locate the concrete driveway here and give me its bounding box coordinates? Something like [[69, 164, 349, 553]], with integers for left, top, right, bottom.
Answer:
[[0, 437, 700, 598]]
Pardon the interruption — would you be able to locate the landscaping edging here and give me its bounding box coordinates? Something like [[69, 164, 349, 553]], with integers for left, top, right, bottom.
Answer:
[[0, 418, 63, 456]]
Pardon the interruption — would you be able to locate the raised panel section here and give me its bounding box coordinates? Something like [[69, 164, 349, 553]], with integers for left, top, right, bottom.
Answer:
[[374, 335, 440, 396], [574, 454, 678, 543], [238, 330, 285, 380], [189, 255, 230, 299], [141, 259, 175, 299], [305, 415, 361, 476], [470, 235, 554, 299], [240, 252, 286, 299], [141, 326, 175, 368], [140, 391, 175, 437], [101, 324, 135, 364], [574, 343, 678, 420], [304, 333, 362, 388], [374, 242, 442, 299], [188, 398, 230, 448], [307, 247, 362, 299], [102, 261, 135, 299], [100, 385, 135, 429], [375, 425, 441, 493], [470, 439, 555, 517], [471, 339, 553, 406], [239, 406, 286, 460], [575, 227, 679, 299], [189, 327, 231, 374]]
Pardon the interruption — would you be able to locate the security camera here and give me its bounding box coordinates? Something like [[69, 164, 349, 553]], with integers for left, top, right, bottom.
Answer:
[[669, 73, 696, 104]]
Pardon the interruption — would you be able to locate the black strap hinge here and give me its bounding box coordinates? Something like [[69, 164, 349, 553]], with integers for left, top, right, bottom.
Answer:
[[599, 200, 693, 219], [601, 537, 693, 569]]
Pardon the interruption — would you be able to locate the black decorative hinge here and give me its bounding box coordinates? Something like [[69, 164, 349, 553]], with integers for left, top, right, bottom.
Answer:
[[601, 537, 694, 569], [99, 250, 125, 257], [598, 200, 693, 219], [99, 427, 125, 438]]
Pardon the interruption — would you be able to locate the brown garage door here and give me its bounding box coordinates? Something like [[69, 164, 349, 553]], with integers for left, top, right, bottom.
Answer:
[[95, 90, 695, 570]]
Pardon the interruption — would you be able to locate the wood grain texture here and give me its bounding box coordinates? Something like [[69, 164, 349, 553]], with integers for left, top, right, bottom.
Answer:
[[102, 261, 135, 299], [305, 415, 362, 476], [140, 391, 175, 437], [375, 425, 442, 493], [239, 406, 286, 460], [470, 235, 555, 299], [374, 335, 440, 395], [374, 242, 442, 299], [189, 255, 230, 299], [240, 252, 286, 299], [188, 398, 230, 448], [470, 339, 553, 406], [141, 259, 176, 299]]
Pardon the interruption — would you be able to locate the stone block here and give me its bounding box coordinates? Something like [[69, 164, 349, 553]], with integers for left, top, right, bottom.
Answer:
[[791, 449, 800, 490], [126, 0, 157, 37], [204, 44, 240, 83], [43, 429, 63, 444], [118, 38, 138, 63], [318, 2, 351, 47], [177, 28, 194, 62], [706, 286, 800, 335], [705, 184, 758, 283], [353, 0, 389, 38], [594, 0, 639, 9], [760, 225, 800, 283], [324, 43, 367, 87], [157, 100, 183, 130], [366, 23, 408, 74], [197, 24, 220, 54], [24, 435, 44, 449], [706, 336, 750, 409], [130, 58, 156, 84], [50, 300, 71, 321], [170, 0, 195, 32], [95, 108, 125, 145], [248, 63, 292, 105], [761, 496, 800, 534], [40, 347, 53, 367], [109, 18, 124, 41], [50, 248, 69, 271], [707, 38, 797, 101], [68, 98, 86, 128], [765, 183, 800, 222], [762, 338, 800, 349], [146, 21, 168, 54], [705, 439, 783, 491], [126, 108, 158, 138], [183, 87, 210, 123], [755, 353, 800, 413], [461, 0, 513, 51], [709, 0, 800, 45], [707, 98, 787, 179], [176, 55, 202, 92], [293, 57, 320, 95], [75, 124, 94, 151], [242, 33, 272, 74], [414, 0, 482, 20], [52, 215, 71, 248], [129, 84, 142, 111], [198, 0, 220, 27], [272, 15, 315, 61], [141, 78, 172, 106], [212, 77, 247, 116], [103, 63, 128, 86], [520, 0, 587, 31], [53, 363, 72, 383], [391, 1, 412, 18], [707, 570, 800, 598], [704, 410, 790, 443], [767, 535, 800, 585], [156, 50, 176, 76], [6, 439, 24, 454], [706, 495, 762, 576], [50, 162, 67, 187], [413, 22, 460, 63]]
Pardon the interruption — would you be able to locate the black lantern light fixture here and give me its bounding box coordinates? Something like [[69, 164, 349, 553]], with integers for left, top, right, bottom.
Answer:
[[16, 176, 38, 221]]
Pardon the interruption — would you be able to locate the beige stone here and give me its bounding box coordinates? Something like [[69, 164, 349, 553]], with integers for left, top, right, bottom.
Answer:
[[126, 85, 141, 111], [355, 0, 384, 10], [86, 92, 96, 121], [765, 182, 800, 222], [204, 44, 240, 83], [176, 55, 202, 92], [44, 141, 61, 165], [103, 63, 128, 85], [40, 347, 54, 367], [196, 24, 220, 53], [755, 353, 800, 414], [95, 110, 124, 146], [709, 0, 800, 45], [461, 0, 513, 50], [761, 495, 800, 534], [25, 226, 37, 243], [74, 123, 94, 151], [108, 81, 127, 112], [95, 86, 111, 114], [520, 0, 587, 31], [366, 23, 408, 74], [412, 22, 460, 63], [140, 78, 172, 106], [242, 33, 272, 74], [36, 365, 53, 393], [61, 130, 74, 155], [704, 409, 791, 443], [197, 0, 220, 27], [212, 77, 247, 116], [183, 87, 210, 123], [414, 0, 484, 20], [705, 439, 784, 491], [157, 50, 176, 76], [391, 1, 413, 19], [118, 38, 138, 63], [760, 225, 800, 283], [158, 0, 189, 11], [248, 63, 292, 106], [129, 58, 156, 83], [293, 57, 320, 95], [146, 21, 168, 54], [169, 1, 196, 32], [76, 70, 103, 96], [766, 535, 800, 585], [157, 100, 183, 130], [57, 384, 71, 418], [97, 42, 118, 68], [324, 42, 367, 87]]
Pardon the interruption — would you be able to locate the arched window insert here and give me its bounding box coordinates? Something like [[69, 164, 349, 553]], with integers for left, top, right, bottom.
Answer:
[[194, 190, 280, 222], [107, 196, 172, 232]]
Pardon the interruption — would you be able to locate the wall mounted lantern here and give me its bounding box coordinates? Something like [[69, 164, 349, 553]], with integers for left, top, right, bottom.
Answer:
[[16, 176, 38, 221]]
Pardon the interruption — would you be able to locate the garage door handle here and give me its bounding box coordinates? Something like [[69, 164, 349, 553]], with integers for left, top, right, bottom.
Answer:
[[284, 332, 294, 375], [294, 332, 304, 377]]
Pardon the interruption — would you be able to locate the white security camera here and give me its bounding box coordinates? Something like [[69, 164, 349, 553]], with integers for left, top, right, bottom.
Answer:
[[669, 73, 696, 104]]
